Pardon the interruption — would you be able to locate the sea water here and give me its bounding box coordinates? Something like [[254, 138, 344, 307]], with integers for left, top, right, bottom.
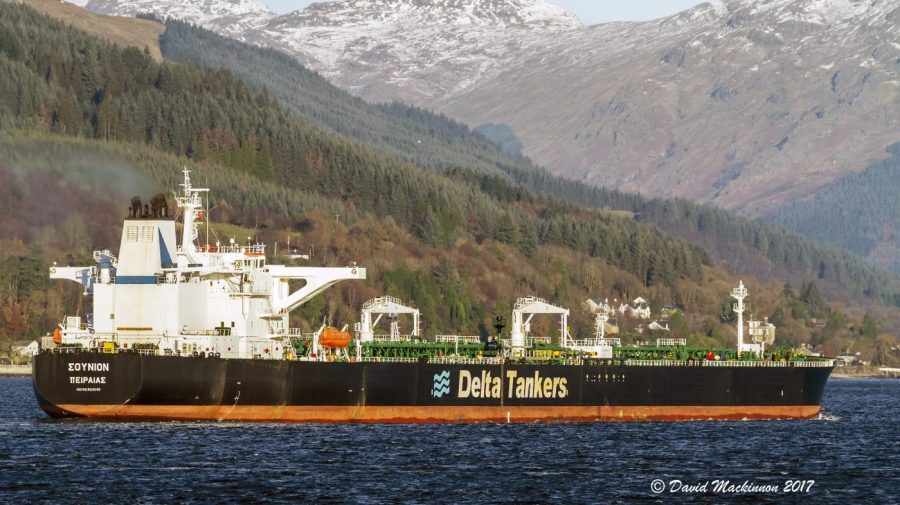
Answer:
[[0, 377, 897, 503]]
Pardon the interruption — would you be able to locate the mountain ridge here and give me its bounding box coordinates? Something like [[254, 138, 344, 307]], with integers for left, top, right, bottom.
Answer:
[[83, 0, 900, 217], [85, 0, 581, 104], [440, 0, 900, 212], [86, 0, 273, 36]]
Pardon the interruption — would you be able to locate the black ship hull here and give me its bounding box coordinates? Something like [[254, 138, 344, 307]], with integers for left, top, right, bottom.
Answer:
[[33, 353, 832, 422]]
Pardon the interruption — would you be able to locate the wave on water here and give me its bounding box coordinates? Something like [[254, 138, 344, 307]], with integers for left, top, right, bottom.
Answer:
[[0, 376, 896, 503]]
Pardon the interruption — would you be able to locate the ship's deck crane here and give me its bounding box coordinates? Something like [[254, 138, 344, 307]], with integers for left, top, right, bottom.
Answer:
[[356, 296, 421, 342], [266, 264, 365, 316], [510, 297, 570, 356]]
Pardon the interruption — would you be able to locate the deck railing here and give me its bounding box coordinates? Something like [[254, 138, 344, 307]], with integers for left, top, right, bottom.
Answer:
[[624, 359, 835, 368], [500, 337, 553, 348], [34, 347, 835, 368], [371, 335, 420, 342], [357, 356, 503, 365], [434, 335, 481, 344]]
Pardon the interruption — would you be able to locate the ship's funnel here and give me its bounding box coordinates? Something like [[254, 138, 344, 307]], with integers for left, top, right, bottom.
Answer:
[[111, 219, 179, 337], [116, 219, 177, 281]]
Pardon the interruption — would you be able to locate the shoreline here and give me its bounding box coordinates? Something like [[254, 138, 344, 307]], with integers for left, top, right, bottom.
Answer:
[[0, 365, 32, 377], [831, 365, 899, 379]]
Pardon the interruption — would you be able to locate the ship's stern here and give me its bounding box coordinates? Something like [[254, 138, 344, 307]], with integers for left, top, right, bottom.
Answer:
[[32, 351, 144, 419]]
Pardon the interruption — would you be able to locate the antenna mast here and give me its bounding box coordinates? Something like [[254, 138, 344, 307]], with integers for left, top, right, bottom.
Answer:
[[174, 168, 209, 255], [730, 280, 748, 357]]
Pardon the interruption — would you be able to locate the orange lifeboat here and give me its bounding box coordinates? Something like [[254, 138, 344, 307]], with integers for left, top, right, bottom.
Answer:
[[320, 327, 351, 348], [53, 327, 62, 344]]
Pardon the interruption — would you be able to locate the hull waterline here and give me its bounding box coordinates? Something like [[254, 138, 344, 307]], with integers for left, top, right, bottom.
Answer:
[[34, 352, 832, 423]]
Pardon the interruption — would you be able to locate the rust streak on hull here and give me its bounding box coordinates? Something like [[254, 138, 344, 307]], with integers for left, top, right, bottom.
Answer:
[[52, 404, 822, 423]]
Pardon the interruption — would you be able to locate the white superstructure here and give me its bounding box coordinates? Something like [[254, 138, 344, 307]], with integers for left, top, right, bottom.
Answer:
[[49, 169, 365, 359]]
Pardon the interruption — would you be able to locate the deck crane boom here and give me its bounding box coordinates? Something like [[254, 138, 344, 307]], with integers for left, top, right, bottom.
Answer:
[[356, 296, 421, 342], [510, 297, 569, 356]]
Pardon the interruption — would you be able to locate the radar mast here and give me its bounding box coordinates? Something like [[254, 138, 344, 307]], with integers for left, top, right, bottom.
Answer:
[[174, 168, 209, 256]]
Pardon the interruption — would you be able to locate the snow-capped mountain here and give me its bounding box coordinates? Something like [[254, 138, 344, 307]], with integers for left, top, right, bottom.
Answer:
[[432, 0, 900, 211], [456, 0, 900, 212], [83, 0, 580, 103], [248, 0, 580, 103], [81, 0, 900, 213], [86, 0, 275, 36]]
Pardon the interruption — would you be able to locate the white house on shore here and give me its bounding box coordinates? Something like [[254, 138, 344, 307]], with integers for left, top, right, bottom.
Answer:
[[647, 321, 670, 331], [15, 341, 39, 357], [618, 297, 651, 320]]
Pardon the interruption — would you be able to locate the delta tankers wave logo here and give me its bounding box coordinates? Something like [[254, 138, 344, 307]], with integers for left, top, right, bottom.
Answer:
[[431, 370, 451, 398]]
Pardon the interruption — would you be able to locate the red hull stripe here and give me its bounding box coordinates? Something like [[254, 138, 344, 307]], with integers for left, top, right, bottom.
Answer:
[[52, 404, 822, 422]]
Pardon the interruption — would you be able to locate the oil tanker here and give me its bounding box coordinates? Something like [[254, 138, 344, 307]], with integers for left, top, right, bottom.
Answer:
[[32, 171, 833, 422]]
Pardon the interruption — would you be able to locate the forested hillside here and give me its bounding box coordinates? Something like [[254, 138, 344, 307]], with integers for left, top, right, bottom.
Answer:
[[769, 144, 900, 274], [0, 134, 706, 350], [0, 3, 897, 365], [635, 198, 898, 304], [4, 133, 896, 365]]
